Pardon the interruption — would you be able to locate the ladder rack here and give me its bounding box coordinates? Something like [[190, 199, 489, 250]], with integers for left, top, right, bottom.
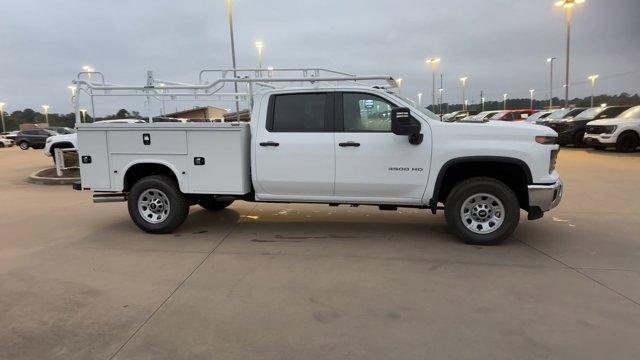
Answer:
[[70, 68, 398, 124]]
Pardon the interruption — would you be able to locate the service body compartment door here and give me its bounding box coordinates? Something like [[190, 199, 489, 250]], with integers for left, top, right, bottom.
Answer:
[[77, 130, 111, 190], [187, 128, 251, 194], [108, 130, 187, 155]]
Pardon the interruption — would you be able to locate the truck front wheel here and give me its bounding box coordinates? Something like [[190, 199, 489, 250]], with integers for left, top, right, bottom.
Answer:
[[127, 175, 189, 234], [444, 177, 520, 245]]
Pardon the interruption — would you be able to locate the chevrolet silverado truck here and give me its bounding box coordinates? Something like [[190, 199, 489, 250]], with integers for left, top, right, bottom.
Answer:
[[74, 84, 563, 245]]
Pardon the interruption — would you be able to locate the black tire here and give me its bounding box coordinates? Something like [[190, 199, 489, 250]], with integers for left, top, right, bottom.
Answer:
[[444, 177, 520, 245], [197, 197, 234, 211], [573, 130, 587, 148], [127, 175, 189, 234], [0, 143, 4, 148], [18, 141, 29, 150], [593, 146, 607, 151], [615, 131, 639, 153]]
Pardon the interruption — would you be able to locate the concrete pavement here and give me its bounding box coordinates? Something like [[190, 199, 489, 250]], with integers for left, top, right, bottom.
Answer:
[[1, 146, 639, 359]]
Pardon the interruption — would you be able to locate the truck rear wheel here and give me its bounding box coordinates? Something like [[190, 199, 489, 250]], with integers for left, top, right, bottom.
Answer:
[[127, 175, 189, 234], [444, 177, 520, 245], [197, 197, 234, 211]]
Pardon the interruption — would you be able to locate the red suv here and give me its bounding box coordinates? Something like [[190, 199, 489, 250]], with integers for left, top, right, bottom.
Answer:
[[490, 109, 538, 122]]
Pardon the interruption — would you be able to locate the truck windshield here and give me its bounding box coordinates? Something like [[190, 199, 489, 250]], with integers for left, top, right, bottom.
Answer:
[[575, 107, 604, 120], [388, 93, 440, 120], [546, 109, 573, 120]]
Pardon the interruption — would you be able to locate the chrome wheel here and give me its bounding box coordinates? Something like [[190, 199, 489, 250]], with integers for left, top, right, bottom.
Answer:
[[460, 193, 505, 234], [138, 188, 171, 224]]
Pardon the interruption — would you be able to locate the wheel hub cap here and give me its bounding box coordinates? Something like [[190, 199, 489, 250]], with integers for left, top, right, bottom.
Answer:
[[138, 189, 171, 224], [460, 193, 505, 234]]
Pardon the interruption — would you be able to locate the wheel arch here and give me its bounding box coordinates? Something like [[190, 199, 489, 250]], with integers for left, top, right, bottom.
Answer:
[[122, 161, 185, 193], [48, 141, 75, 155], [431, 156, 533, 212]]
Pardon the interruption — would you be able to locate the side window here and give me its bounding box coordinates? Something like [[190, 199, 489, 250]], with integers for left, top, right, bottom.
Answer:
[[269, 93, 328, 132], [23, 130, 36, 135], [342, 93, 393, 132]]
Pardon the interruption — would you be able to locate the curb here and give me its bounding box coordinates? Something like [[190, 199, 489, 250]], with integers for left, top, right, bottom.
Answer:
[[27, 168, 80, 185]]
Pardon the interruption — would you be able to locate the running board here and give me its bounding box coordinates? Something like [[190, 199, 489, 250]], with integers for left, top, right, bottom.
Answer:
[[93, 193, 127, 203]]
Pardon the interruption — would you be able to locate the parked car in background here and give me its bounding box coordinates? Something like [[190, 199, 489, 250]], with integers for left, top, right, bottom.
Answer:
[[525, 110, 554, 123], [0, 137, 14, 148], [490, 109, 537, 121], [442, 110, 479, 122], [44, 119, 146, 159], [584, 105, 640, 152], [2, 131, 20, 140], [548, 105, 632, 147], [15, 129, 57, 150], [48, 127, 76, 135], [461, 110, 501, 122], [535, 107, 587, 127]]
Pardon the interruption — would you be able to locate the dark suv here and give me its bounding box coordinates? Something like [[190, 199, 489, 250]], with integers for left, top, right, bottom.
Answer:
[[15, 129, 57, 150], [547, 106, 631, 147], [536, 107, 587, 127]]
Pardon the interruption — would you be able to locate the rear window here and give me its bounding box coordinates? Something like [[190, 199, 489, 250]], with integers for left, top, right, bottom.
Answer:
[[269, 93, 328, 132]]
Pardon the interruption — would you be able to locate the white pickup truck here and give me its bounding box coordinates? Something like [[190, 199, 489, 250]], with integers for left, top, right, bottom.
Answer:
[[73, 69, 562, 245]]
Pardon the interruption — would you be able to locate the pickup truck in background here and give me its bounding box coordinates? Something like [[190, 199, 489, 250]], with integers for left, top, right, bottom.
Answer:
[[75, 84, 563, 245]]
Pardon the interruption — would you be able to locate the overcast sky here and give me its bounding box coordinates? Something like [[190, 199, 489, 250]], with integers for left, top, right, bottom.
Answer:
[[1, 0, 639, 116]]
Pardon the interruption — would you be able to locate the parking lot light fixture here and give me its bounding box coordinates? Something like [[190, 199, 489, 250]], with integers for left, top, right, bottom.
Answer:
[[438, 88, 444, 116], [42, 105, 50, 126], [417, 93, 422, 106], [555, 0, 585, 107], [396, 78, 403, 94], [529, 89, 535, 110], [546, 57, 556, 108], [82, 65, 94, 80], [80, 109, 87, 123], [68, 86, 77, 96], [255, 40, 264, 70], [459, 77, 468, 110], [426, 57, 441, 108], [600, 103, 607, 107], [481, 97, 485, 111], [0, 102, 5, 133], [503, 93, 508, 110], [588, 74, 599, 107]]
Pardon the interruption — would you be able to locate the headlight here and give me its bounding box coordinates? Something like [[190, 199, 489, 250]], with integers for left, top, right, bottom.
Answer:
[[550, 149, 559, 173], [603, 125, 617, 134], [535, 136, 557, 144]]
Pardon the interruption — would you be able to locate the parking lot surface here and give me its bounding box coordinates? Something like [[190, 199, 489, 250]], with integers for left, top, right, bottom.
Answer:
[[1, 146, 639, 360]]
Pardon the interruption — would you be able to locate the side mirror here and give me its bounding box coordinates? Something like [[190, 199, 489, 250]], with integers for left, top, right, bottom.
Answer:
[[391, 107, 423, 145]]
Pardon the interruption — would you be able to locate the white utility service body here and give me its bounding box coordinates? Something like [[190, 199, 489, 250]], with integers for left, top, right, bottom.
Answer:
[[73, 68, 562, 245]]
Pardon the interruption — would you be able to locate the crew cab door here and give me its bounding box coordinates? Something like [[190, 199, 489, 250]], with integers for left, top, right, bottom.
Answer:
[[254, 92, 335, 199], [333, 92, 431, 204]]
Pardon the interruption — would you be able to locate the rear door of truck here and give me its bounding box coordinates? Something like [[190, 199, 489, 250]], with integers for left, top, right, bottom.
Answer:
[[253, 91, 335, 199]]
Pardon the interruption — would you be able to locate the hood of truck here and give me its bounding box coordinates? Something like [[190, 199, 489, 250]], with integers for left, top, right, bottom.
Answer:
[[586, 118, 636, 126]]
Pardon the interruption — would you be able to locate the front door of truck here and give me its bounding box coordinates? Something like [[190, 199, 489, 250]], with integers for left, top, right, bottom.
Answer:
[[333, 92, 431, 204], [254, 92, 335, 200]]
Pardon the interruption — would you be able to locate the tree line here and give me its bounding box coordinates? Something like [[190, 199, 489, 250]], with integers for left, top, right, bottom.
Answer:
[[1, 109, 141, 132], [427, 92, 640, 113]]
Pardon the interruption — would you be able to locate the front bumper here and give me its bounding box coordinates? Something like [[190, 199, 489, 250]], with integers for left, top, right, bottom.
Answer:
[[583, 133, 616, 146], [528, 179, 563, 212]]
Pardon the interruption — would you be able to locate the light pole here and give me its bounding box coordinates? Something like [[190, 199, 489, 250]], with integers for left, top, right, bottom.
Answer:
[[438, 88, 444, 116], [80, 109, 87, 123], [426, 58, 440, 109], [555, 0, 585, 107], [42, 105, 50, 127], [546, 57, 556, 108], [588, 74, 598, 107], [459, 77, 468, 110], [529, 89, 535, 110], [481, 97, 485, 111], [396, 78, 403, 95], [0, 102, 5, 133], [225, 0, 240, 121], [503, 94, 508, 110], [417, 93, 422, 107], [82, 65, 94, 80], [255, 40, 264, 70]]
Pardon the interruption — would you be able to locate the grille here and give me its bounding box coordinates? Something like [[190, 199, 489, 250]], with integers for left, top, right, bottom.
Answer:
[[586, 125, 611, 134], [548, 122, 569, 132]]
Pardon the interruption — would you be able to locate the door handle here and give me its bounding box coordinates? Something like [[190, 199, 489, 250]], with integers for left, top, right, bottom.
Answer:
[[259, 141, 279, 147], [339, 141, 360, 147]]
